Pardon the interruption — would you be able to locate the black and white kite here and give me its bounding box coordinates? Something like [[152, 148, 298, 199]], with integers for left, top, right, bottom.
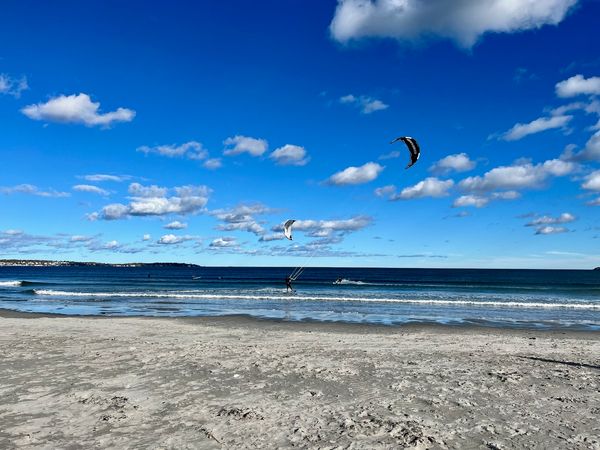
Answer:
[[283, 219, 296, 240], [390, 136, 420, 169]]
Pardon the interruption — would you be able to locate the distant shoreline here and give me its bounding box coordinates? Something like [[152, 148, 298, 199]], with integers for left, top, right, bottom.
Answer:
[[0, 259, 201, 268]]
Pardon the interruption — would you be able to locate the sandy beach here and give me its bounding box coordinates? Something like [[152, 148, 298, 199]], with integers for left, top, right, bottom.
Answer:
[[0, 311, 599, 449]]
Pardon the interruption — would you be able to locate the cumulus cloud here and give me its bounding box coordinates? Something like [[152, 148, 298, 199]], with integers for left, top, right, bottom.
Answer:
[[327, 162, 384, 185], [329, 0, 578, 48], [157, 234, 195, 245], [269, 144, 310, 166], [453, 191, 521, 208], [223, 135, 268, 157], [459, 158, 575, 193], [526, 212, 575, 226], [137, 141, 208, 160], [379, 150, 402, 160], [203, 158, 223, 170], [0, 229, 146, 254], [270, 216, 372, 243], [142, 234, 151, 241], [582, 170, 600, 191], [92, 182, 211, 220], [520, 212, 575, 235], [258, 233, 286, 242], [80, 174, 130, 182], [501, 114, 572, 141], [164, 221, 187, 230], [587, 197, 600, 206], [0, 184, 70, 198], [391, 177, 454, 200], [453, 195, 489, 208], [535, 226, 569, 235], [429, 153, 476, 175], [102, 240, 120, 250], [210, 203, 276, 236], [21, 93, 135, 127], [562, 131, 600, 161], [0, 74, 28, 98], [209, 237, 238, 248], [374, 184, 396, 197], [556, 74, 600, 97], [339, 94, 389, 114], [72, 184, 109, 196]]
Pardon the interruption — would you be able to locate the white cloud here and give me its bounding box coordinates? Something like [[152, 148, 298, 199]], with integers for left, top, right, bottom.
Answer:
[[526, 212, 576, 226], [563, 131, 600, 161], [210, 237, 238, 248], [98, 204, 129, 220], [379, 150, 402, 160], [459, 158, 575, 193], [223, 135, 268, 157], [329, 0, 577, 48], [0, 184, 70, 198], [137, 141, 208, 160], [164, 221, 187, 230], [70, 235, 94, 242], [142, 234, 151, 241], [93, 183, 211, 220], [556, 74, 600, 97], [73, 184, 109, 196], [453, 195, 489, 208], [392, 177, 454, 200], [157, 234, 184, 245], [0, 74, 28, 98], [453, 191, 520, 208], [340, 94, 388, 114], [521, 212, 575, 235], [211, 203, 275, 236], [203, 158, 223, 170], [535, 226, 568, 235], [587, 197, 600, 206], [269, 144, 310, 166], [501, 115, 572, 141], [429, 153, 476, 175], [22, 93, 135, 127], [80, 174, 129, 182], [374, 184, 396, 197], [103, 240, 120, 250], [270, 216, 372, 244], [327, 162, 384, 185], [258, 233, 286, 242], [582, 170, 600, 191]]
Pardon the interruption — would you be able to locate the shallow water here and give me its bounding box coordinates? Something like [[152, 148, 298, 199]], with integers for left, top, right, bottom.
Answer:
[[1, 266, 599, 330]]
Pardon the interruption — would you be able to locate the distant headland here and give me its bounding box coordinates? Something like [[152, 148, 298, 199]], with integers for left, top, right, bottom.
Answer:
[[0, 259, 200, 268]]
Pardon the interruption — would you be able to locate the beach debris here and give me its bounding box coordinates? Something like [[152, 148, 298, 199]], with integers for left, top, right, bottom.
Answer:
[[283, 219, 295, 240], [389, 136, 421, 169]]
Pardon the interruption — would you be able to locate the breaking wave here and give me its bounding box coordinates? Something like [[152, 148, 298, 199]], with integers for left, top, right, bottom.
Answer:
[[31, 289, 600, 310]]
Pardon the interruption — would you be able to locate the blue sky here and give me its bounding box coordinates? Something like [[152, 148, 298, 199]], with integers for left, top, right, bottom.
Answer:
[[1, 0, 600, 268]]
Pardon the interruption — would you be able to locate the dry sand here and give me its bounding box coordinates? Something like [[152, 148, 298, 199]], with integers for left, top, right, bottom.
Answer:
[[1, 311, 599, 449]]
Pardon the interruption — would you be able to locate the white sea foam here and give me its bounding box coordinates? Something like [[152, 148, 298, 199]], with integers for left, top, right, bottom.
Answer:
[[0, 280, 22, 287], [31, 289, 600, 310], [334, 279, 366, 285]]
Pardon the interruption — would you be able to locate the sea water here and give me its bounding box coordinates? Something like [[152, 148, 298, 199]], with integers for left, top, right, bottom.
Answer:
[[1, 266, 599, 330]]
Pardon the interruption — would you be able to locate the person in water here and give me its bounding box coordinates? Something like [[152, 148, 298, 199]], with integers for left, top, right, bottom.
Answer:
[[285, 276, 293, 292]]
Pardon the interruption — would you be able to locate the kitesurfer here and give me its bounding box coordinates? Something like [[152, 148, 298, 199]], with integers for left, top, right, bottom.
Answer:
[[285, 275, 293, 292]]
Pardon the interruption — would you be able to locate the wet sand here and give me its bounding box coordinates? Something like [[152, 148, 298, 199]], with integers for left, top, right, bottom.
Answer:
[[1, 310, 599, 449]]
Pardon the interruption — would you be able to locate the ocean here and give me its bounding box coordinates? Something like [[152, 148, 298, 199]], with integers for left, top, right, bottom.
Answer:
[[1, 266, 599, 330]]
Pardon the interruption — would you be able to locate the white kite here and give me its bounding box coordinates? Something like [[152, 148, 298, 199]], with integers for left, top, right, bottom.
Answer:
[[283, 219, 295, 240]]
